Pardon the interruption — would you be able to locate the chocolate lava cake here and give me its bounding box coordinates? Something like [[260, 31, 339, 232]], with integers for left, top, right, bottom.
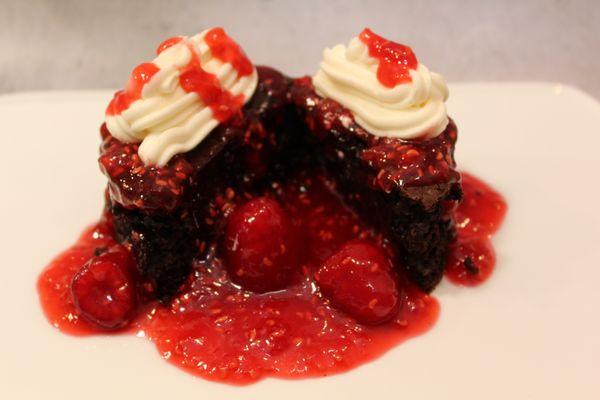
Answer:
[[99, 28, 461, 300], [100, 66, 307, 299], [290, 78, 461, 291]]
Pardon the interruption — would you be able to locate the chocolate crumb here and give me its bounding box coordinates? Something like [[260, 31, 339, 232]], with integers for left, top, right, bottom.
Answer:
[[464, 257, 479, 275]]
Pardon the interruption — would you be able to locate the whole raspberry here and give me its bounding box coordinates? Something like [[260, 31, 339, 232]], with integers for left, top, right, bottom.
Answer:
[[316, 240, 399, 325], [71, 245, 138, 330], [223, 197, 301, 293]]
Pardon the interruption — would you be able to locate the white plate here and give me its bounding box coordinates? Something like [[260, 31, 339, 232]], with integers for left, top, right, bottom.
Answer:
[[1, 84, 599, 399]]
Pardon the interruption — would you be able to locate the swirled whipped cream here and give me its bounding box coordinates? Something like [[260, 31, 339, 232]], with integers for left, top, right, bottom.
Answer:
[[313, 28, 449, 139], [105, 28, 258, 166]]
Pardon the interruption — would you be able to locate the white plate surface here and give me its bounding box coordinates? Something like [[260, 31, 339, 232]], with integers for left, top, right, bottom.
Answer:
[[0, 84, 599, 399]]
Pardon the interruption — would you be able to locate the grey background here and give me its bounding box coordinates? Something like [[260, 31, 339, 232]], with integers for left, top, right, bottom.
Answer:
[[1, 0, 599, 98]]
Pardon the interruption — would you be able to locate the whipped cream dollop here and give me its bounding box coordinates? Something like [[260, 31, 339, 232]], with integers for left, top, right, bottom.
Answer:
[[105, 28, 258, 166], [313, 29, 449, 139]]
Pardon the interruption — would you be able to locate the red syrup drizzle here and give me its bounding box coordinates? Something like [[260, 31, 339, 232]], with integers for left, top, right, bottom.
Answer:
[[37, 171, 506, 383], [105, 63, 160, 115], [204, 27, 254, 76], [156, 36, 183, 54], [37, 173, 437, 383], [445, 172, 507, 286], [358, 28, 418, 88], [106, 28, 253, 123]]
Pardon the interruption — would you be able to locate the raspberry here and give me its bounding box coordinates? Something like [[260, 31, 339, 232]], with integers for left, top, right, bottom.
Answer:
[[71, 245, 138, 329], [316, 240, 399, 325], [223, 197, 301, 293]]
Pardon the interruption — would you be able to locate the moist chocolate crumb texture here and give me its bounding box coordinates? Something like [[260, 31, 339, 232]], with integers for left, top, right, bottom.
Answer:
[[99, 27, 461, 300]]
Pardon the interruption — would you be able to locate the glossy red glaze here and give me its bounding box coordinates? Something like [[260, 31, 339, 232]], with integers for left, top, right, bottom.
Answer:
[[106, 28, 252, 124], [37, 173, 438, 383], [174, 32, 246, 122], [361, 120, 459, 189], [98, 124, 195, 211], [358, 28, 418, 88], [178, 61, 245, 122], [454, 172, 508, 239], [446, 172, 507, 286], [290, 77, 461, 192], [106, 63, 159, 115], [204, 27, 254, 76], [156, 36, 183, 54]]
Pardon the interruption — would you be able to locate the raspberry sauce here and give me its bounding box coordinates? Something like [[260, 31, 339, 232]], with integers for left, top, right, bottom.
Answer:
[[156, 36, 183, 54], [445, 172, 507, 285], [204, 27, 254, 77], [105, 27, 253, 122], [358, 28, 418, 88], [37, 171, 505, 384], [106, 63, 160, 115], [178, 63, 245, 122]]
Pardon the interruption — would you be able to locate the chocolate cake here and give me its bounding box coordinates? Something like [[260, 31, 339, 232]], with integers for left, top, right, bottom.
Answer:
[[37, 27, 512, 383], [290, 78, 461, 291], [98, 27, 461, 300]]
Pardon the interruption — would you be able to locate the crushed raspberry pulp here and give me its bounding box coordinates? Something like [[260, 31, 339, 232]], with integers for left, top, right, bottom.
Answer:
[[445, 172, 507, 285], [106, 27, 253, 123], [106, 63, 159, 115], [358, 28, 418, 88], [38, 171, 505, 383]]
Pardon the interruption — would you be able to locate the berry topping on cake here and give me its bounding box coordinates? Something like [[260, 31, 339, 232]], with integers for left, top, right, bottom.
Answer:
[[358, 28, 418, 87], [445, 238, 495, 286], [445, 172, 507, 286], [224, 197, 301, 292], [105, 27, 258, 166], [204, 27, 254, 76], [156, 36, 184, 54], [71, 245, 138, 329], [315, 240, 400, 325], [106, 63, 159, 115]]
